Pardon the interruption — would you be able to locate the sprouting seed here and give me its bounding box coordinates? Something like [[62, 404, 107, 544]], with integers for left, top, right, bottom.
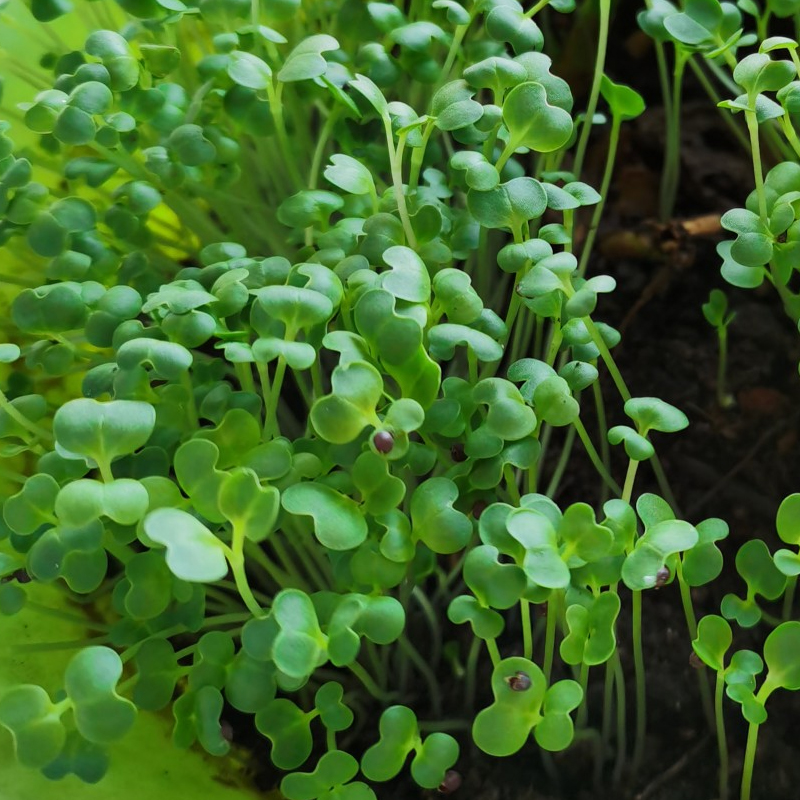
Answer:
[[373, 430, 394, 454], [655, 566, 670, 588], [438, 769, 462, 794], [688, 652, 704, 670], [506, 671, 532, 691]]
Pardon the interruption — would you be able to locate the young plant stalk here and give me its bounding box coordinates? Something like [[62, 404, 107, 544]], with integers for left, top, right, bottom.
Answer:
[[630, 588, 647, 776], [572, 0, 611, 178], [715, 321, 732, 408], [675, 560, 716, 728], [659, 50, 689, 221], [714, 668, 730, 800]]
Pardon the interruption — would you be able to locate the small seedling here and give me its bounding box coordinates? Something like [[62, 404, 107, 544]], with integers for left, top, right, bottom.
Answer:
[[702, 289, 737, 408]]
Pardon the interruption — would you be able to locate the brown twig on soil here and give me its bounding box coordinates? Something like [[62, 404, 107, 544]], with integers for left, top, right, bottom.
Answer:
[[601, 213, 722, 337], [634, 736, 710, 800]]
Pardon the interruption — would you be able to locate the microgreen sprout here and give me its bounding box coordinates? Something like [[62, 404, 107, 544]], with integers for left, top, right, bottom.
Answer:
[[702, 289, 737, 408]]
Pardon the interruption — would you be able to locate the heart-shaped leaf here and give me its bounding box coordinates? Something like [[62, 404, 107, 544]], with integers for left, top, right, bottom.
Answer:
[[622, 520, 699, 590], [54, 399, 156, 468], [502, 81, 573, 153], [763, 621, 800, 690], [282, 482, 368, 550], [472, 657, 547, 756], [64, 647, 137, 743], [218, 468, 280, 543], [310, 361, 383, 444], [55, 479, 149, 526], [560, 592, 621, 666], [410, 478, 471, 554], [692, 614, 733, 672], [0, 685, 66, 768], [143, 507, 229, 582]]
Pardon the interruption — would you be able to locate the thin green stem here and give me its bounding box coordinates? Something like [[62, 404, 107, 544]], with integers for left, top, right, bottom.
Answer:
[[688, 57, 750, 154], [572, 0, 611, 178], [573, 416, 623, 496], [504, 463, 522, 506], [622, 459, 640, 505], [715, 670, 730, 800], [308, 108, 339, 189], [740, 721, 761, 800], [521, 599, 533, 660], [349, 661, 394, 702], [524, 0, 551, 17], [716, 327, 733, 408], [631, 589, 646, 776], [439, 23, 471, 85], [412, 587, 442, 666], [398, 635, 443, 716], [746, 109, 768, 221], [659, 52, 688, 221], [408, 119, 436, 194], [545, 426, 576, 498], [612, 650, 627, 785], [227, 531, 263, 618], [263, 357, 287, 439], [382, 115, 417, 249], [485, 637, 502, 666], [184, 79, 215, 125], [503, 291, 523, 345], [585, 317, 630, 401], [465, 636, 481, 709], [578, 117, 621, 277], [676, 562, 715, 729], [11, 636, 112, 654], [198, 611, 253, 630], [602, 655, 615, 754], [756, 9, 772, 41], [98, 460, 115, 485], [265, 82, 304, 190], [0, 388, 52, 441], [205, 586, 246, 613], [243, 540, 292, 590], [468, 346, 478, 386], [592, 377, 612, 503], [270, 534, 311, 592], [119, 625, 186, 664], [282, 531, 329, 592], [543, 592, 558, 683], [577, 662, 590, 728], [181, 372, 199, 430], [650, 453, 682, 516], [25, 602, 110, 630], [784, 575, 797, 620], [495, 139, 517, 174], [234, 362, 256, 394], [704, 56, 739, 94], [0, 272, 38, 288], [780, 113, 800, 159]]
